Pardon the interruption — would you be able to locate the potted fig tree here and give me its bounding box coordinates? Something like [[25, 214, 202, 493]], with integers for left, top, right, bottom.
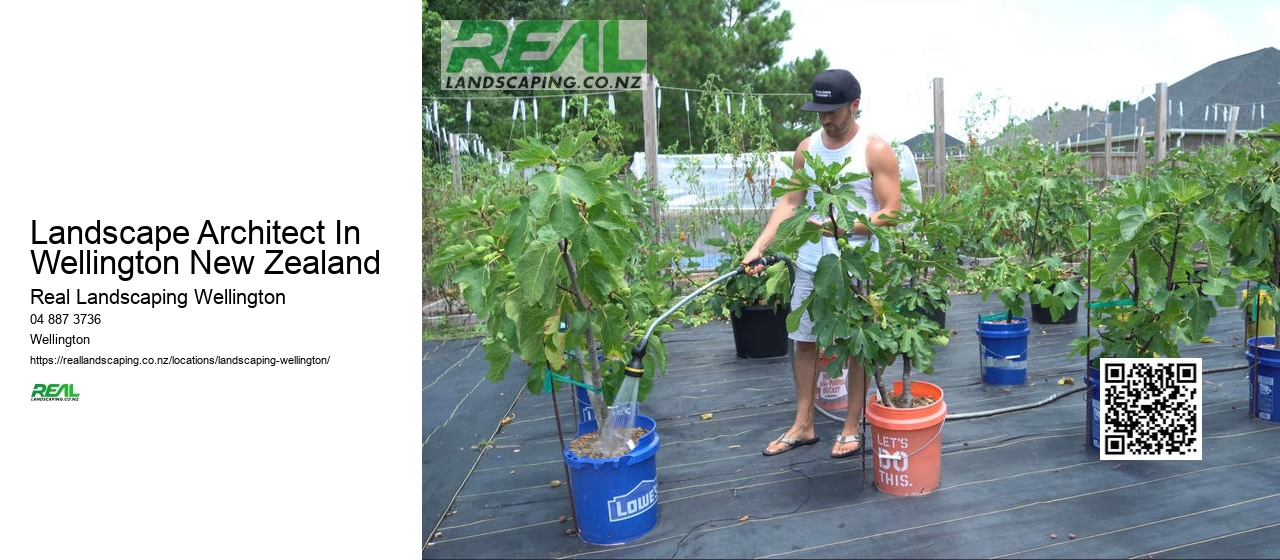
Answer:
[[770, 152, 963, 496], [1069, 160, 1235, 447], [428, 131, 694, 545], [1221, 123, 1280, 422], [694, 77, 794, 358], [704, 215, 793, 358], [949, 142, 1033, 384], [953, 138, 1094, 383], [1016, 143, 1094, 325]]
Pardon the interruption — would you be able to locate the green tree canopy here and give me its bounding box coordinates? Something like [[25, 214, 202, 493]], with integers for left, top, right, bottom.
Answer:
[[423, 0, 827, 161]]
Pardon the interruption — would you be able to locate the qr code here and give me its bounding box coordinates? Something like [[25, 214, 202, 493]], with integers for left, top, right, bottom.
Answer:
[[1099, 358, 1202, 460]]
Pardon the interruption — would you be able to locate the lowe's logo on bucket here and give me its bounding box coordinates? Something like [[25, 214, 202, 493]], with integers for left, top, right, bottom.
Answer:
[[607, 479, 657, 522]]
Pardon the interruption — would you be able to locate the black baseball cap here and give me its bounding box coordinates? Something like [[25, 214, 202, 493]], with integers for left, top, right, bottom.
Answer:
[[801, 69, 861, 112]]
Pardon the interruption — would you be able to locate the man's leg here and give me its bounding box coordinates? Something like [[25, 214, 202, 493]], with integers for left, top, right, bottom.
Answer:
[[790, 340, 820, 429], [764, 268, 820, 455], [763, 340, 819, 455], [832, 361, 870, 457]]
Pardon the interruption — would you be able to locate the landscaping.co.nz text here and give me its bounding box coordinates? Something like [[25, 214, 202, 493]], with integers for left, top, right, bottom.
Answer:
[[442, 74, 640, 90], [29, 355, 330, 367]]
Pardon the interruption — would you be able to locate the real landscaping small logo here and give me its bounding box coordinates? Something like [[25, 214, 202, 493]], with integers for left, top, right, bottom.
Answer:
[[441, 20, 647, 91], [31, 383, 80, 401]]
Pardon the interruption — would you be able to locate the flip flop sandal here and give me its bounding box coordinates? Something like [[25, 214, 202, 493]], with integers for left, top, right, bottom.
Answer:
[[762, 434, 820, 456], [830, 434, 862, 458]]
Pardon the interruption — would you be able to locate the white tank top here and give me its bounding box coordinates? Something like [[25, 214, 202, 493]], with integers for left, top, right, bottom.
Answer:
[[795, 128, 881, 273]]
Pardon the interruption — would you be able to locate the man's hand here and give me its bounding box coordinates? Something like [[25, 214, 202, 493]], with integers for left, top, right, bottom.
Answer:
[[741, 248, 766, 275], [809, 217, 842, 238]]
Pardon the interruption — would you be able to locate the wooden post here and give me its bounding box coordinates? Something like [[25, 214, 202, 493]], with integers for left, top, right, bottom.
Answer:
[[1155, 82, 1168, 163], [933, 77, 946, 197], [449, 132, 462, 189], [1138, 117, 1147, 173], [1103, 122, 1112, 183], [642, 72, 661, 241], [1225, 105, 1239, 145]]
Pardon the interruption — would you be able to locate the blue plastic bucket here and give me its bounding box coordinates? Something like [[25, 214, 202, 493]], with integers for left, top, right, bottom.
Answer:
[[574, 385, 596, 426], [562, 351, 604, 426], [565, 414, 660, 545], [976, 317, 1030, 385], [1086, 361, 1100, 449], [1246, 336, 1280, 423]]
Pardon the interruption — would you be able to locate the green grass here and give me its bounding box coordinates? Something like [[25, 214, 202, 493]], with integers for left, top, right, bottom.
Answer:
[[422, 319, 484, 341]]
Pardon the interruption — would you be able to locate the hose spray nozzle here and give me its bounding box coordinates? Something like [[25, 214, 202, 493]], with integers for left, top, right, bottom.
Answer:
[[624, 346, 645, 378]]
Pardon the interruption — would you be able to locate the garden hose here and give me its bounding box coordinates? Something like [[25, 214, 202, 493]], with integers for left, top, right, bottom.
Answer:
[[887, 363, 1252, 422], [628, 253, 792, 370], [944, 386, 1086, 420]]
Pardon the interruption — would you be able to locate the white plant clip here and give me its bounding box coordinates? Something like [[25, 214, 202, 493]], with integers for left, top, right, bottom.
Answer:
[[878, 450, 906, 461]]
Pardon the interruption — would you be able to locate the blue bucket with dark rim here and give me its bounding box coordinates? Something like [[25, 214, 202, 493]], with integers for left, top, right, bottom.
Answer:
[[1087, 360, 1100, 449], [1247, 336, 1280, 423], [574, 385, 596, 426], [562, 351, 604, 426], [565, 414, 660, 545], [976, 316, 1030, 385]]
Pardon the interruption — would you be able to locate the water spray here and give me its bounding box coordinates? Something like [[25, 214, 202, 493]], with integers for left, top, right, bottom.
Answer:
[[596, 254, 792, 455]]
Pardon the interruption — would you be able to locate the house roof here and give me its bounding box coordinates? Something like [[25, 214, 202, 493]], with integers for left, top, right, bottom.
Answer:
[[989, 46, 1280, 148], [901, 132, 965, 155]]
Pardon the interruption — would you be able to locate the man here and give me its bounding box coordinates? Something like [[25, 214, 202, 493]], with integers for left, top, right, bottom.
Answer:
[[742, 69, 903, 458]]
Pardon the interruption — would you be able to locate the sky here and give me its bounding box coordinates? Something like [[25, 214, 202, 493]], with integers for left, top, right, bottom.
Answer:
[[776, 0, 1280, 143]]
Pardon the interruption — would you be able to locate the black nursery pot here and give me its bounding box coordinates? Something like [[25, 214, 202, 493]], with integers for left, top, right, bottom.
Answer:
[[1031, 275, 1081, 325], [1030, 300, 1080, 324], [920, 304, 947, 329], [730, 304, 790, 359]]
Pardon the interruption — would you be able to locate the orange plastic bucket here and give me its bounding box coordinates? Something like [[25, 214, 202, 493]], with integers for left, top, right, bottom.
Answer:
[[815, 367, 848, 412], [865, 380, 946, 496]]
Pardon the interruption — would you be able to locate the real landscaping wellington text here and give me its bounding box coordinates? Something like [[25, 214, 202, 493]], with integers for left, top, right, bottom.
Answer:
[[28, 219, 381, 281]]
